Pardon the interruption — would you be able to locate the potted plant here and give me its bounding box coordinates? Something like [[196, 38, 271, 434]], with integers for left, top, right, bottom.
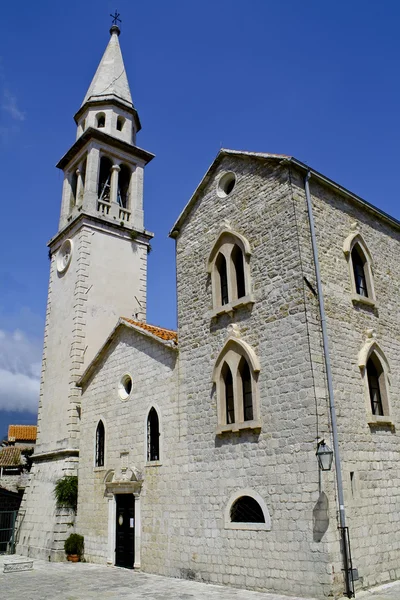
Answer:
[[64, 533, 84, 562], [54, 476, 78, 513]]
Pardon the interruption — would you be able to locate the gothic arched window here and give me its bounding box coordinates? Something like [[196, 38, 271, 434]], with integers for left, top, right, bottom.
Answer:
[[343, 229, 376, 305], [95, 420, 105, 467], [208, 230, 252, 315], [367, 355, 384, 416], [147, 408, 160, 462], [359, 340, 391, 423], [213, 337, 261, 434], [351, 245, 368, 297]]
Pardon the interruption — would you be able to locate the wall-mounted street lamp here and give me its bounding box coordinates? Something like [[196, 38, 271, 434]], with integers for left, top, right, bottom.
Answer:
[[316, 440, 334, 471]]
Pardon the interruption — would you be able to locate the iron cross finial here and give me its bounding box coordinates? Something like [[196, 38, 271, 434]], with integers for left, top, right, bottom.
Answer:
[[110, 10, 121, 26]]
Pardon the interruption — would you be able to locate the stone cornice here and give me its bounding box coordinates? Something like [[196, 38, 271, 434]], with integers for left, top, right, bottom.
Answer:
[[32, 448, 79, 463], [56, 127, 154, 170], [47, 212, 154, 250]]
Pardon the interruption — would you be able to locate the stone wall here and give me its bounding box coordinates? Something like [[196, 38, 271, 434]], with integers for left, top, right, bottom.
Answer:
[[291, 167, 400, 591], [76, 325, 179, 569], [173, 155, 337, 598]]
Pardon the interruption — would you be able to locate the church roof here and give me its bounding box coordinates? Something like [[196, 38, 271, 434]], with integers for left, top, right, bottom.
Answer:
[[77, 317, 177, 389], [8, 425, 37, 442], [169, 148, 400, 237], [81, 26, 133, 109], [121, 318, 178, 344]]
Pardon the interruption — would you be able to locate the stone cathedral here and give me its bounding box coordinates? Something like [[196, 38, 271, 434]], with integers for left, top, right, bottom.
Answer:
[[17, 23, 400, 600]]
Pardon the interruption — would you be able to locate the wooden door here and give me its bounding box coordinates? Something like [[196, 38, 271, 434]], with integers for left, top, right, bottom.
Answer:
[[115, 494, 135, 568]]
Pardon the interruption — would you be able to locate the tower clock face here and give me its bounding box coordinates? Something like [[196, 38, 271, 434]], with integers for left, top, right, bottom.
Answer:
[[57, 239, 73, 273]]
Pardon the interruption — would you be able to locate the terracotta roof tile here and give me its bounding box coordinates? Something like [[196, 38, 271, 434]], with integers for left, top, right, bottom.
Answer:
[[0, 447, 22, 467], [121, 318, 178, 344], [8, 425, 37, 442]]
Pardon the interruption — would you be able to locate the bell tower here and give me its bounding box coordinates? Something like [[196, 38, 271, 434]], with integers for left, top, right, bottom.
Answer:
[[17, 23, 154, 560]]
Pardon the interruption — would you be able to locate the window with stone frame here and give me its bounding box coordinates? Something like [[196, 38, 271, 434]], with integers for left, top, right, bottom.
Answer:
[[95, 420, 105, 467], [224, 489, 271, 531], [208, 230, 253, 315], [213, 337, 261, 434], [359, 338, 392, 424], [343, 227, 376, 306]]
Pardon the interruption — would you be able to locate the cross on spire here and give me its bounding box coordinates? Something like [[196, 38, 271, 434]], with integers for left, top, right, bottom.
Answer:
[[110, 10, 121, 27]]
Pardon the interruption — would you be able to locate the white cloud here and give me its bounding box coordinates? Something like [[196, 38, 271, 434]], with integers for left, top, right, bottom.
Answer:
[[2, 88, 25, 121], [0, 329, 41, 413]]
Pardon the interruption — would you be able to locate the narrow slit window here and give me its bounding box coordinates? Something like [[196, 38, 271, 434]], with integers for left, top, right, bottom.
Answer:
[[147, 408, 160, 462], [352, 246, 368, 297], [239, 358, 253, 421], [367, 356, 384, 416], [232, 245, 246, 299], [95, 420, 105, 467], [216, 253, 229, 305]]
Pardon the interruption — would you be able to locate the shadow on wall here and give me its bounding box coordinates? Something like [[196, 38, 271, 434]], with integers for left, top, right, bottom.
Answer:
[[313, 491, 329, 542]]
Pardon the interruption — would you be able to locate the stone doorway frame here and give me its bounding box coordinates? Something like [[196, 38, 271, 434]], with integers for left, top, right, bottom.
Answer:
[[105, 476, 142, 568]]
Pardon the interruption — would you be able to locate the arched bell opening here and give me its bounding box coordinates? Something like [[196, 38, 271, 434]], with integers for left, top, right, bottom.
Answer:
[[98, 156, 113, 202], [118, 164, 131, 209]]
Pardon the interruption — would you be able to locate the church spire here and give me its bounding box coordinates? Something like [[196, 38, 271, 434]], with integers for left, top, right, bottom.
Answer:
[[81, 22, 133, 109]]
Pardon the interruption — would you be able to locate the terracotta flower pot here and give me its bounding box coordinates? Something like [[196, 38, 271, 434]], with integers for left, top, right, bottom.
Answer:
[[67, 554, 80, 562]]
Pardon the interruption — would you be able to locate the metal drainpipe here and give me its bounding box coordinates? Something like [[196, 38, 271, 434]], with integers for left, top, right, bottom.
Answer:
[[304, 171, 354, 598]]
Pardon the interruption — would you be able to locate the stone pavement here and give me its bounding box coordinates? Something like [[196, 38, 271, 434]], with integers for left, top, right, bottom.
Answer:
[[0, 555, 399, 600]]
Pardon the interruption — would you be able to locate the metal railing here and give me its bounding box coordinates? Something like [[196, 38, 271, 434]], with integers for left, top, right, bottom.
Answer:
[[0, 511, 17, 554]]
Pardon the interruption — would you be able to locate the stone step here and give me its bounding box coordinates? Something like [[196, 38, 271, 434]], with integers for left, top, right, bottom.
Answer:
[[3, 560, 34, 573]]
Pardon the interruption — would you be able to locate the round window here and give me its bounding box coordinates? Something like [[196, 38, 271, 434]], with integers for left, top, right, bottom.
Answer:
[[57, 239, 73, 273], [118, 374, 133, 400], [217, 172, 236, 198]]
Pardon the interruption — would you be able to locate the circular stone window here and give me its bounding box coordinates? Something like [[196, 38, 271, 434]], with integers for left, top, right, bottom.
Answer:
[[57, 239, 73, 273], [217, 172, 236, 198], [118, 374, 133, 400]]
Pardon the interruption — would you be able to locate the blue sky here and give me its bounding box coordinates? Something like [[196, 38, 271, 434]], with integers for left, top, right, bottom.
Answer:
[[0, 0, 399, 438]]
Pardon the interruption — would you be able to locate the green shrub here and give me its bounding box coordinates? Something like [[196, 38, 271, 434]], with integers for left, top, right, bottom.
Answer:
[[54, 476, 78, 512], [64, 533, 84, 556]]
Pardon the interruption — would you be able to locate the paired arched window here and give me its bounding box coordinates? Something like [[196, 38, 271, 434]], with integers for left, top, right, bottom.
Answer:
[[225, 490, 271, 530], [208, 230, 252, 314], [359, 341, 391, 422], [213, 337, 261, 434], [95, 420, 105, 467], [343, 229, 376, 305], [147, 407, 160, 462]]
